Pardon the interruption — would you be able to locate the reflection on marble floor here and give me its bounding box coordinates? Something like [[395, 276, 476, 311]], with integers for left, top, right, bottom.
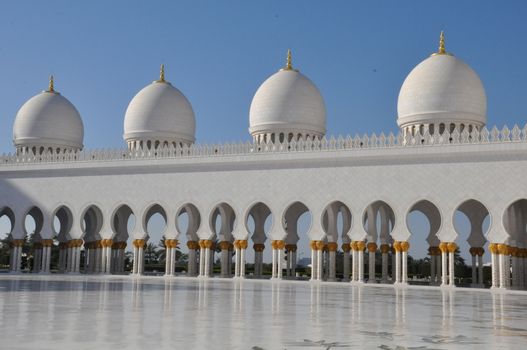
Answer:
[[0, 275, 526, 349]]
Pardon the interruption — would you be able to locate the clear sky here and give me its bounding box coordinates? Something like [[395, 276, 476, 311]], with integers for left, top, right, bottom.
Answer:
[[1, 0, 527, 151], [0, 1, 524, 263]]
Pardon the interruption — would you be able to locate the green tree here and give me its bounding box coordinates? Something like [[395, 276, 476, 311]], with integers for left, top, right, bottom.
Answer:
[[144, 242, 159, 264]]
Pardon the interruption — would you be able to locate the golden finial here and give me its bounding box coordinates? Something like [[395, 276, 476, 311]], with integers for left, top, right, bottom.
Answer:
[[158, 64, 165, 82], [438, 31, 446, 54], [285, 49, 293, 70], [47, 75, 54, 92], [280, 49, 298, 72]]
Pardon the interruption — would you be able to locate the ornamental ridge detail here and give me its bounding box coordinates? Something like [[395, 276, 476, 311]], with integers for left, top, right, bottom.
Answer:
[[0, 124, 526, 166]]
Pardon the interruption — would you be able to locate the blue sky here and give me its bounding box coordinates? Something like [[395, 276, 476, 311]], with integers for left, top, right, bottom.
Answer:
[[1, 1, 527, 152], [0, 1, 524, 263]]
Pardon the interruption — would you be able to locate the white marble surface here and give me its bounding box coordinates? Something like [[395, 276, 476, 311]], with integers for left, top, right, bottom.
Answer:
[[0, 275, 526, 349]]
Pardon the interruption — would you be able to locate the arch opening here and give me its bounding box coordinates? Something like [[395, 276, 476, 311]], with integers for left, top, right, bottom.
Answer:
[[209, 203, 236, 242], [53, 206, 73, 240], [81, 205, 104, 242], [453, 199, 490, 287], [24, 206, 44, 239], [406, 200, 442, 283], [322, 201, 352, 243], [363, 201, 395, 245]]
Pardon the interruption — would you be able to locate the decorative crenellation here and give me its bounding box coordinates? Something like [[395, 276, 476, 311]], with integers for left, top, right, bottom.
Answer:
[[2, 124, 527, 166]]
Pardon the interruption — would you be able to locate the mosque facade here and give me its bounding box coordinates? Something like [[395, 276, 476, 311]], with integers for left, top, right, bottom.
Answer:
[[1, 33, 526, 290]]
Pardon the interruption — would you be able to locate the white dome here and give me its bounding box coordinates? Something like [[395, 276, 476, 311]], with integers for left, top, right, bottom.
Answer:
[[249, 61, 326, 138], [13, 88, 84, 151], [124, 77, 195, 145], [397, 53, 487, 129]]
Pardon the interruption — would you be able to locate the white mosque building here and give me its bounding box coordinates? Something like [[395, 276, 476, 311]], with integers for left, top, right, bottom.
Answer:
[[0, 33, 526, 290]]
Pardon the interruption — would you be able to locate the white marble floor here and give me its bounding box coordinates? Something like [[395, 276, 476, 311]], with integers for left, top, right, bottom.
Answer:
[[0, 275, 526, 349]]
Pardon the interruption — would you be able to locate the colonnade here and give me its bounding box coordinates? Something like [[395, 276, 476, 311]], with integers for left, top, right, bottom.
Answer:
[[489, 243, 527, 290], [6, 234, 527, 292]]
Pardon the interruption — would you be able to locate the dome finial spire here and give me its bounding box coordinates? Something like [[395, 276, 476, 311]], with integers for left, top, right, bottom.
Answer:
[[285, 49, 293, 70], [47, 75, 54, 92], [438, 31, 446, 54], [280, 49, 298, 72], [158, 64, 165, 82]]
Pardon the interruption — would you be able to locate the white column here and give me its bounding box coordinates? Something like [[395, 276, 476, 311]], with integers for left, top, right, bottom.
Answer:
[[436, 254, 442, 283], [132, 246, 139, 275], [358, 250, 364, 283], [209, 248, 214, 276], [310, 248, 317, 281], [395, 250, 401, 284], [113, 249, 118, 273], [170, 247, 175, 275], [16, 246, 22, 272], [234, 247, 240, 277], [351, 248, 358, 282], [199, 247, 205, 277], [503, 254, 511, 288], [441, 251, 448, 286], [491, 252, 499, 288], [328, 250, 336, 281], [42, 247, 48, 272], [188, 248, 197, 276], [169, 247, 174, 275], [317, 249, 323, 281], [343, 249, 350, 281], [381, 251, 388, 283], [105, 247, 112, 274], [68, 246, 74, 273], [448, 251, 455, 286], [228, 249, 233, 276], [95, 247, 102, 273], [45, 246, 51, 273], [402, 250, 408, 284], [391, 249, 396, 282], [204, 248, 210, 277], [74, 246, 81, 273], [471, 254, 477, 286], [66, 247, 72, 272], [277, 248, 283, 279], [499, 253, 506, 288], [272, 248, 277, 279], [137, 247, 144, 275], [477, 254, 484, 286], [100, 246, 107, 273], [39, 247, 46, 273], [10, 245, 21, 272], [368, 249, 376, 283], [240, 248, 246, 278], [41, 247, 47, 272], [291, 250, 297, 277], [164, 247, 172, 276], [221, 248, 229, 277]]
